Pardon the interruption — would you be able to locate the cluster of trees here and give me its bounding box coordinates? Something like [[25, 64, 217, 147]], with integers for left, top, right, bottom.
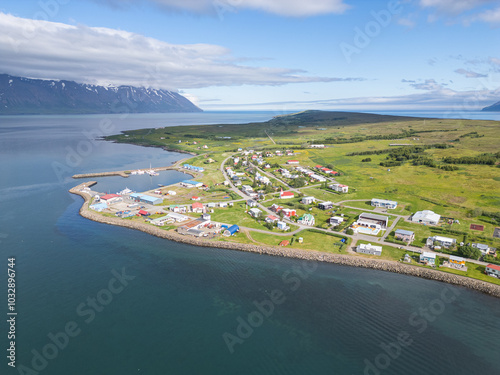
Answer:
[[361, 158, 372, 162], [456, 244, 482, 260], [443, 153, 499, 165]]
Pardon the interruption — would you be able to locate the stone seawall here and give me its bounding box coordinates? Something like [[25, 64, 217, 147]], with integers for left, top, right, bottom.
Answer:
[[70, 183, 500, 299]]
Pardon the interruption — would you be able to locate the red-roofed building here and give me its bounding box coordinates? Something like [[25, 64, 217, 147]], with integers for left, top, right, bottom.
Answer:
[[485, 264, 500, 278], [315, 165, 323, 169], [280, 191, 294, 199], [191, 201, 205, 213], [100, 194, 122, 204], [279, 240, 290, 246], [265, 215, 279, 223], [191, 196, 200, 201], [138, 210, 150, 216]]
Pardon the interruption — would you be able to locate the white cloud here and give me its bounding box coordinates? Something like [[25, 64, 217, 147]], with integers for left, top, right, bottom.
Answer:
[[409, 78, 444, 90], [419, 0, 493, 15], [454, 68, 487, 78], [105, 0, 349, 17], [203, 87, 500, 111], [470, 6, 500, 25], [0, 13, 359, 90]]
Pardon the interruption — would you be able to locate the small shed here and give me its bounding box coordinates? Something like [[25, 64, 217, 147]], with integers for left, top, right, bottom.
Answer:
[[223, 225, 239, 236]]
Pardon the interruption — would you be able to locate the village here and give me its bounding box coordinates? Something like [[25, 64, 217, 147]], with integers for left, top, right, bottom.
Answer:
[[74, 145, 500, 285]]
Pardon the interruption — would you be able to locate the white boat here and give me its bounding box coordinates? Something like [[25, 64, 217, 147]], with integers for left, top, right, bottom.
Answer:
[[118, 187, 133, 195], [146, 163, 159, 176], [131, 170, 145, 175]]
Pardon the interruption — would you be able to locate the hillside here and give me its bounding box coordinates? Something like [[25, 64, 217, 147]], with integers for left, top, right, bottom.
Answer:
[[0, 74, 202, 115], [482, 100, 500, 112]]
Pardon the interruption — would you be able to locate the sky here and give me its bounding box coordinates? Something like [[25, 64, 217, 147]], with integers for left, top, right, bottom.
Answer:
[[0, 0, 499, 111]]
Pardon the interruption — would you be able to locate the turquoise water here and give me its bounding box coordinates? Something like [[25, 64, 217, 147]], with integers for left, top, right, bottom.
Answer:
[[1, 112, 499, 375]]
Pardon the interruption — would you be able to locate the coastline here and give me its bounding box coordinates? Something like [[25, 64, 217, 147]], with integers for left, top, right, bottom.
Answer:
[[70, 182, 500, 299]]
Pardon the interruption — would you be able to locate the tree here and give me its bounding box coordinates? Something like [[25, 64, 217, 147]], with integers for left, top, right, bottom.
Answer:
[[292, 177, 306, 188], [457, 244, 481, 260], [346, 228, 354, 235]]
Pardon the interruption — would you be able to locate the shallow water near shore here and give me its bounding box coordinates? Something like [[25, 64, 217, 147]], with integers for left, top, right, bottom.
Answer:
[[1, 112, 500, 375]]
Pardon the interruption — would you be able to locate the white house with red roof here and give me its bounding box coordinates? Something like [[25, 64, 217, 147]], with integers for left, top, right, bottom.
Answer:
[[265, 215, 279, 223], [191, 196, 200, 201], [287, 160, 299, 165], [191, 202, 205, 213]]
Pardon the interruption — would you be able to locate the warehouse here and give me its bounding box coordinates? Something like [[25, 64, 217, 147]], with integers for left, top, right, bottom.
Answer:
[[180, 180, 203, 188], [129, 193, 163, 205]]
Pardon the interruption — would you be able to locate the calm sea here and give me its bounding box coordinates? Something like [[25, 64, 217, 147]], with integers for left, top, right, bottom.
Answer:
[[0, 111, 499, 375]]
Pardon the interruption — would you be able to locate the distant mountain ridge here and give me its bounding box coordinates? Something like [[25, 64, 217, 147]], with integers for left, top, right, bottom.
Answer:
[[482, 100, 500, 112], [0, 74, 202, 115]]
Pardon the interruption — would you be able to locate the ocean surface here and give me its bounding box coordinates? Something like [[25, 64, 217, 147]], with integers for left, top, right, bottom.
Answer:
[[1, 111, 499, 375]]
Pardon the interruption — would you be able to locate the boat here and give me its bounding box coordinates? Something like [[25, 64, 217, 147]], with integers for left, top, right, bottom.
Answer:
[[146, 163, 159, 176], [118, 187, 133, 195], [131, 170, 145, 175]]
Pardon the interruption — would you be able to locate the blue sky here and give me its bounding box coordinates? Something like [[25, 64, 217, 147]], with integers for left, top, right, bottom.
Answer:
[[0, 0, 499, 111]]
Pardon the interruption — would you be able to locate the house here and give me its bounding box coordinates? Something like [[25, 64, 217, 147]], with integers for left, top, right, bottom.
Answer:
[[357, 243, 382, 256], [371, 198, 398, 209], [301, 196, 316, 205], [412, 210, 441, 225], [298, 213, 315, 226], [180, 180, 203, 188], [265, 215, 279, 224], [277, 221, 289, 230], [287, 160, 299, 165], [310, 144, 325, 148], [191, 202, 205, 213], [395, 229, 415, 243], [281, 208, 296, 217], [280, 191, 294, 199], [329, 216, 344, 225], [279, 240, 290, 246], [318, 201, 333, 210], [100, 194, 122, 204], [167, 190, 177, 195], [169, 205, 186, 213], [219, 202, 228, 208], [472, 243, 490, 255], [248, 208, 262, 218], [191, 196, 200, 201], [207, 202, 217, 208], [448, 256, 466, 266], [426, 236, 456, 249], [202, 213, 211, 221], [329, 184, 348, 193], [270, 204, 283, 213], [247, 199, 258, 207], [223, 225, 239, 236], [420, 252, 436, 265], [485, 264, 500, 278], [358, 213, 389, 228]]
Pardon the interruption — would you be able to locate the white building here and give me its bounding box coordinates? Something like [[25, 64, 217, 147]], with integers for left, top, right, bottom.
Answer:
[[371, 198, 397, 209], [329, 184, 349, 193], [426, 236, 456, 248], [329, 216, 344, 225], [412, 210, 441, 225], [357, 243, 382, 256], [301, 196, 316, 205]]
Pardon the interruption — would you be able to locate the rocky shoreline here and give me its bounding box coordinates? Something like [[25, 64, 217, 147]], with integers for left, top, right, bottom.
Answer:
[[70, 183, 500, 298]]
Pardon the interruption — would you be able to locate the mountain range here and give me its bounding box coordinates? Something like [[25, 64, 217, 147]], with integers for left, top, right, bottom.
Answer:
[[482, 100, 500, 112], [0, 74, 201, 115]]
